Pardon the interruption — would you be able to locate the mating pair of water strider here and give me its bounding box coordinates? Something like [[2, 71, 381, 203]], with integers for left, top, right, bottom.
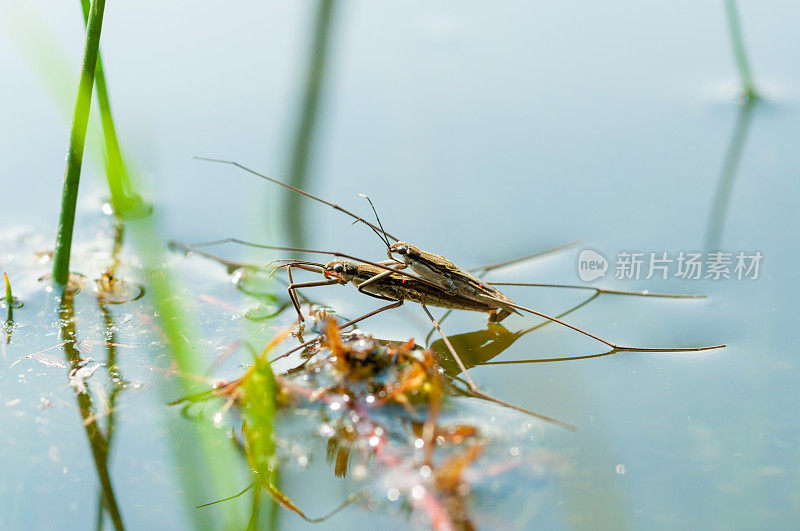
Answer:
[[184, 157, 725, 430]]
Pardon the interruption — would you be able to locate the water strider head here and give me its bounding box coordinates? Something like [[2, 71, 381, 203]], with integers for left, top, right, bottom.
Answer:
[[387, 241, 422, 265], [323, 260, 362, 283]]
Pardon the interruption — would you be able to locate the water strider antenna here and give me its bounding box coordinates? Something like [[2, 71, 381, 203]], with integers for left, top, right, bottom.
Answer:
[[193, 156, 399, 242], [357, 193, 392, 249]]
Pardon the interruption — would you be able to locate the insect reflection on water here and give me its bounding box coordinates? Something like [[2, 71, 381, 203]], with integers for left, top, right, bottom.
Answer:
[[173, 316, 565, 528]]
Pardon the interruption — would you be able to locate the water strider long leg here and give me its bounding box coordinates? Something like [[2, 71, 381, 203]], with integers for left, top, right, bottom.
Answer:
[[480, 349, 622, 365], [444, 375, 577, 432], [171, 240, 317, 307], [488, 282, 706, 299], [483, 296, 725, 352], [420, 302, 477, 391], [468, 240, 581, 274], [286, 278, 340, 322], [467, 245, 716, 349], [424, 283, 703, 344], [420, 303, 576, 430], [285, 265, 303, 319]]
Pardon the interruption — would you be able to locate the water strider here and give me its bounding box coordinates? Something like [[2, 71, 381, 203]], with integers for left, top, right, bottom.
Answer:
[[192, 157, 723, 341], [193, 157, 720, 324], [185, 237, 725, 400]]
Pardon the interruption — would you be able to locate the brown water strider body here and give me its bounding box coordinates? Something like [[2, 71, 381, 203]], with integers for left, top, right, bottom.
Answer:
[[386, 242, 517, 322], [322, 260, 500, 315]]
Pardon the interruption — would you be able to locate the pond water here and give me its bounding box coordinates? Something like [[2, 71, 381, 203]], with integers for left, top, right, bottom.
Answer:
[[1, 1, 798, 529]]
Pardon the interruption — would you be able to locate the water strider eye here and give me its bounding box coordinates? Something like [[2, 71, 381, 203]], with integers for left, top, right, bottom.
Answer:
[[396, 245, 408, 255], [334, 263, 344, 274]]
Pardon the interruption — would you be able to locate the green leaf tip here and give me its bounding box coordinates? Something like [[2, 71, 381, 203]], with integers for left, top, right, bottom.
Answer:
[[4, 273, 11, 305]]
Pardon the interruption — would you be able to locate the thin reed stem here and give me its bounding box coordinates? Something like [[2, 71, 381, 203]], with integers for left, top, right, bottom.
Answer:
[[52, 0, 107, 285], [724, 0, 758, 101], [79, 0, 138, 216]]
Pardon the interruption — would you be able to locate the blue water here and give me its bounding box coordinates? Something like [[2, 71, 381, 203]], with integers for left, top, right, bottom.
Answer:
[[1, 1, 798, 529]]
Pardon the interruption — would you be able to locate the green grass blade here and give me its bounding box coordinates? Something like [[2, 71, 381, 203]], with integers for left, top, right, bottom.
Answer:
[[4, 273, 12, 306], [52, 0, 107, 286], [724, 0, 758, 101], [79, 0, 141, 217]]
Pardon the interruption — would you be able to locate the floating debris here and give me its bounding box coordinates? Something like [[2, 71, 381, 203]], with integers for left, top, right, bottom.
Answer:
[[94, 270, 144, 304], [68, 359, 105, 395], [175, 318, 563, 527]]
